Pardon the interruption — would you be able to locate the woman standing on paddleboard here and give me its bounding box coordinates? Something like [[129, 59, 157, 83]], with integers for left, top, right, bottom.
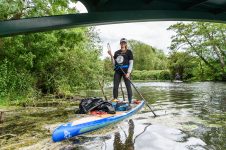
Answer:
[[107, 38, 134, 105]]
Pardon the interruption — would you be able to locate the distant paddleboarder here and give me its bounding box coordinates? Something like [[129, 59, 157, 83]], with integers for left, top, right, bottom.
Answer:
[[175, 72, 181, 80]]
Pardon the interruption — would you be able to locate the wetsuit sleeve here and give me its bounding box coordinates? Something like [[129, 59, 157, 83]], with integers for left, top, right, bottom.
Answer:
[[128, 50, 134, 73], [128, 60, 133, 73]]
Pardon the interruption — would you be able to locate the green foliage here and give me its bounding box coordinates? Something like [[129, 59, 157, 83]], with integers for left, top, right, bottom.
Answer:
[[128, 40, 168, 70], [125, 40, 170, 80], [159, 70, 171, 80], [132, 70, 170, 80], [0, 58, 35, 104], [0, 28, 102, 97], [103, 58, 114, 81], [0, 0, 78, 20], [168, 22, 226, 81], [0, 0, 103, 103]]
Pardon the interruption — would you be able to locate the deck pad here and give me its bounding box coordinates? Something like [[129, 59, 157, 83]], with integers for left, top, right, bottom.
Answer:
[[71, 111, 125, 126]]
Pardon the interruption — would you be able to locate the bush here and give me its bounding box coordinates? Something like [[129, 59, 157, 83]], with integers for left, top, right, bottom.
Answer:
[[132, 70, 170, 80], [159, 70, 171, 80], [0, 59, 35, 104]]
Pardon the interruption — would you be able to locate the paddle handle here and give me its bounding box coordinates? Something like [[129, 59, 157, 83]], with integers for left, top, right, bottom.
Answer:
[[107, 43, 111, 51]]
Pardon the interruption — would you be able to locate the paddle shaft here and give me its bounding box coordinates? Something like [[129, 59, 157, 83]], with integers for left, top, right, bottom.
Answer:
[[120, 80, 126, 101], [119, 67, 157, 117]]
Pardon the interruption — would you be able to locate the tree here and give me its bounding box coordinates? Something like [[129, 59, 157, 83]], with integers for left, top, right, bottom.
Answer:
[[168, 22, 226, 81], [0, 0, 103, 101], [128, 40, 167, 70], [168, 51, 196, 80]]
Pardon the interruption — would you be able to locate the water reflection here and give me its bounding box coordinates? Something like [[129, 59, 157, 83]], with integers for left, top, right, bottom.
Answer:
[[112, 119, 206, 150], [114, 120, 135, 150]]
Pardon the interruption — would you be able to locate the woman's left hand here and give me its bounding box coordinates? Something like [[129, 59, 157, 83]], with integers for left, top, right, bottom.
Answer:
[[125, 73, 130, 79]]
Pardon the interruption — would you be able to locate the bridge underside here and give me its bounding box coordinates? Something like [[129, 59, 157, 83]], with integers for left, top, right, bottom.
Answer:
[[0, 0, 226, 37]]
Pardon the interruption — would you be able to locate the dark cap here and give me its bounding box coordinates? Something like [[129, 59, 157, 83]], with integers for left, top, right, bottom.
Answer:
[[120, 38, 127, 43]]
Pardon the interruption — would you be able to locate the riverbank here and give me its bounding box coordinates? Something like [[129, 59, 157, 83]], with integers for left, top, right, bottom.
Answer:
[[0, 97, 81, 149]]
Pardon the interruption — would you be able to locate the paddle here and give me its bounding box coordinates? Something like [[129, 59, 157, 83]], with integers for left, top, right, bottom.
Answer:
[[107, 43, 157, 117], [119, 67, 157, 117], [120, 80, 126, 101]]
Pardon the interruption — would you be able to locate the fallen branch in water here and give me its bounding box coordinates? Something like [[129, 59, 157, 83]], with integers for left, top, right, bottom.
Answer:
[[0, 111, 4, 123], [0, 133, 17, 138]]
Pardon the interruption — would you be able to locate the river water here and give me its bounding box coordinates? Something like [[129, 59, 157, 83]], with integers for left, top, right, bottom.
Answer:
[[0, 82, 225, 150]]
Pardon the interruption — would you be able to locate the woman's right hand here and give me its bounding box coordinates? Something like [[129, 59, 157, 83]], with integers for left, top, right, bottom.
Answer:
[[107, 43, 113, 57], [107, 50, 112, 57]]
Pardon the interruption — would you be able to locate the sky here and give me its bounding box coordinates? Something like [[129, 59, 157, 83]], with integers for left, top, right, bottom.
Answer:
[[73, 1, 179, 58]]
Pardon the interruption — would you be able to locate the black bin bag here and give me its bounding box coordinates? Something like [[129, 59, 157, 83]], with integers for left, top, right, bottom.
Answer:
[[76, 97, 115, 114]]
